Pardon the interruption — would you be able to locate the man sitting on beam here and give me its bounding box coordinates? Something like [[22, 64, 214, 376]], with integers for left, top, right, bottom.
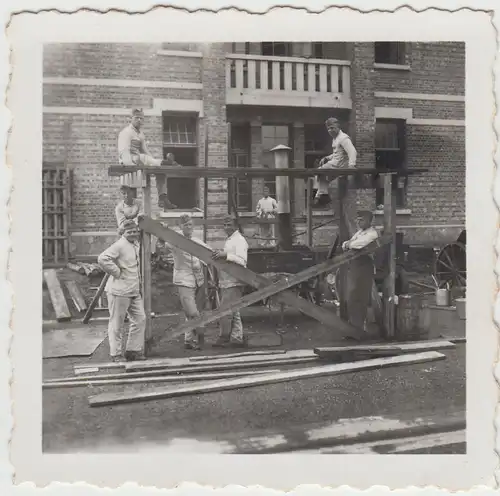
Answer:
[[342, 210, 379, 332], [313, 117, 357, 208], [118, 107, 180, 210]]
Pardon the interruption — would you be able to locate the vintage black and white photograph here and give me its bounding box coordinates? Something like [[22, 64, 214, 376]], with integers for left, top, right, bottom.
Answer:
[[6, 4, 497, 490], [41, 39, 467, 454]]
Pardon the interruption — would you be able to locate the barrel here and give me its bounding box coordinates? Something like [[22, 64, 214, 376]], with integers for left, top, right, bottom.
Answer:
[[396, 294, 428, 341], [455, 298, 466, 320]]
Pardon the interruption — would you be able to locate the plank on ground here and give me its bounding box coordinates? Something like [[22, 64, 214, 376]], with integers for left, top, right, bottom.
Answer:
[[43, 269, 72, 322], [44, 368, 281, 388], [89, 351, 446, 407], [189, 350, 287, 362], [126, 349, 318, 371], [140, 216, 389, 338], [64, 280, 88, 312], [314, 339, 455, 358]]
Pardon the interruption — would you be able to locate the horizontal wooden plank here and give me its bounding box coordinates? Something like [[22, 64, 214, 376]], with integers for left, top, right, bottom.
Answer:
[[109, 166, 428, 179], [314, 339, 455, 357], [89, 351, 446, 407], [189, 350, 287, 362], [44, 369, 280, 388], [43, 269, 71, 322]]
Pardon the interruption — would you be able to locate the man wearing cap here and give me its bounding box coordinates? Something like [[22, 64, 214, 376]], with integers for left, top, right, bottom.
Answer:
[[115, 185, 143, 229], [161, 214, 210, 350], [118, 108, 179, 210], [342, 210, 379, 331], [313, 117, 357, 207], [212, 215, 249, 348], [98, 219, 146, 362]]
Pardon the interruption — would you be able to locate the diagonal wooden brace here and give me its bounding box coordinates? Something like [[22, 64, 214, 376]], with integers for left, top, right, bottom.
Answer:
[[139, 217, 391, 338]]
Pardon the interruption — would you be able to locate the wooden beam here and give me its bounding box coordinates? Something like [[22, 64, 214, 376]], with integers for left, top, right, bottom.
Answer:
[[383, 174, 397, 339], [89, 351, 446, 407], [172, 235, 390, 339], [142, 174, 153, 347], [306, 177, 314, 247], [109, 166, 427, 179], [64, 280, 88, 312], [273, 145, 293, 249], [43, 369, 280, 389], [314, 339, 455, 358], [139, 216, 390, 337], [337, 177, 349, 320], [43, 269, 72, 322], [82, 273, 109, 324], [189, 350, 287, 361]]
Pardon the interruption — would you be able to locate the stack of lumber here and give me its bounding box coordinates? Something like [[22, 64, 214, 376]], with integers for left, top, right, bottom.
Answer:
[[42, 340, 456, 408]]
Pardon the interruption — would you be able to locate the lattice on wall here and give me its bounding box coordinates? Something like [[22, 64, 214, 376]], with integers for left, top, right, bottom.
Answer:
[[42, 168, 71, 264]]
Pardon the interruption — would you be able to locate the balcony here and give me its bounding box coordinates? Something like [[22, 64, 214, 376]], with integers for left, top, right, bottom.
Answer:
[[226, 54, 352, 109]]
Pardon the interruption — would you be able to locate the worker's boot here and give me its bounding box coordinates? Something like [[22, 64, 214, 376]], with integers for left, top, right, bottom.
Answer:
[[229, 335, 249, 349], [111, 354, 126, 363], [313, 194, 331, 208], [125, 350, 147, 361]]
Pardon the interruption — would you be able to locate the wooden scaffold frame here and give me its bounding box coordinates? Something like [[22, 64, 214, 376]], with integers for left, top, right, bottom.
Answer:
[[109, 156, 426, 350]]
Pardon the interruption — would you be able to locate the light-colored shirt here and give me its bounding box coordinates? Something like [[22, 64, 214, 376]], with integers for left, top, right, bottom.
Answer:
[[118, 124, 148, 166], [98, 237, 141, 297], [343, 227, 379, 251], [324, 130, 357, 169], [115, 199, 143, 228], [219, 230, 248, 288], [256, 197, 278, 218], [166, 236, 210, 288]]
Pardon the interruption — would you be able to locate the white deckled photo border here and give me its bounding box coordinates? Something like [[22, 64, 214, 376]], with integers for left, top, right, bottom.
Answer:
[[2, 0, 499, 493]]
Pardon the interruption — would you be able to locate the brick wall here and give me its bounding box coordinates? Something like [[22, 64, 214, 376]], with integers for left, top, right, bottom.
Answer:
[[373, 42, 465, 95]]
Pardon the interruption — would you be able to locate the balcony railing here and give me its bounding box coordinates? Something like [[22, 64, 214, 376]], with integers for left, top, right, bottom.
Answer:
[[226, 54, 352, 108]]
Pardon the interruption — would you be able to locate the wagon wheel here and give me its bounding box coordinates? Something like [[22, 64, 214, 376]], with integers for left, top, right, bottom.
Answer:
[[206, 265, 221, 310], [434, 241, 466, 288]]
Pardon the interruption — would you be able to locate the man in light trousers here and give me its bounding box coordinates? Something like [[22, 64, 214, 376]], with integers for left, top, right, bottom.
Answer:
[[98, 219, 146, 362], [212, 215, 249, 348], [161, 213, 210, 350]]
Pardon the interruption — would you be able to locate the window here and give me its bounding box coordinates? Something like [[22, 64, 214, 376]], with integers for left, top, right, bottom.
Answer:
[[375, 119, 407, 208], [231, 42, 250, 54], [374, 42, 406, 65], [162, 113, 198, 209], [229, 124, 252, 212], [261, 42, 292, 57], [261, 125, 290, 198]]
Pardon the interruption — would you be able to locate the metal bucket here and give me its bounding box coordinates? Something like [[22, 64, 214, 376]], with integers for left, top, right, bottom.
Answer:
[[435, 288, 450, 307]]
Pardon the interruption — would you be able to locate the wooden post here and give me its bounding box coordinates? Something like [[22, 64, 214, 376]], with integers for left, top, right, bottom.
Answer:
[[383, 173, 397, 339], [203, 122, 209, 243], [306, 177, 314, 248], [337, 176, 349, 320], [271, 144, 293, 250], [142, 174, 153, 349]]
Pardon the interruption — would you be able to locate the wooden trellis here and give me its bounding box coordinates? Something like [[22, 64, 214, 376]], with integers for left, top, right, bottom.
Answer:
[[42, 167, 71, 265]]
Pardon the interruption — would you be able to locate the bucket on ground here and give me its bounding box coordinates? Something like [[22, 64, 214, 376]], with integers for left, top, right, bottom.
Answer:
[[435, 288, 450, 307], [455, 297, 466, 320]]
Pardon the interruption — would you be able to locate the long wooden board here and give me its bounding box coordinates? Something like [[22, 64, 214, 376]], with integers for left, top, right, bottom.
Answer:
[[64, 280, 88, 312], [314, 339, 455, 358], [89, 351, 446, 407], [43, 269, 71, 322], [140, 216, 389, 338], [126, 349, 318, 372], [110, 166, 427, 179], [189, 350, 287, 362], [44, 369, 280, 388]]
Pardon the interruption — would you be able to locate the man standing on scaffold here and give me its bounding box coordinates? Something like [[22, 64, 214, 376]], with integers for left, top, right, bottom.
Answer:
[[313, 117, 357, 207]]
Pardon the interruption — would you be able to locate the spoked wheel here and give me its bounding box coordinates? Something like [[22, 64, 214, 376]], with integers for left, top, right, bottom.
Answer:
[[434, 241, 466, 288]]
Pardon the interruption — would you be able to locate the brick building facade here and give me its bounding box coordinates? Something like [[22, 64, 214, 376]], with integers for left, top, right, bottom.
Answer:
[[42, 42, 465, 260]]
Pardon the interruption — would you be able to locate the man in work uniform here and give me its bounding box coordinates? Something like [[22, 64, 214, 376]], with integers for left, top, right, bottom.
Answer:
[[212, 215, 249, 348], [313, 117, 357, 207], [161, 213, 211, 350], [342, 210, 379, 331], [118, 108, 179, 210], [97, 219, 146, 362]]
